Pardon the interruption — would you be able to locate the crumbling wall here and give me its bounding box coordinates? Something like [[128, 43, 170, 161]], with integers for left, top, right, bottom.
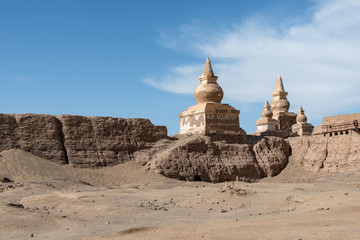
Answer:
[[288, 134, 360, 173], [146, 135, 290, 182], [313, 113, 360, 134], [0, 114, 67, 164], [0, 114, 167, 167]]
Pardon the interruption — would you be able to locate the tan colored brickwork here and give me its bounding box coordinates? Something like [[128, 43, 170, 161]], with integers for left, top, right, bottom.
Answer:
[[179, 58, 246, 142]]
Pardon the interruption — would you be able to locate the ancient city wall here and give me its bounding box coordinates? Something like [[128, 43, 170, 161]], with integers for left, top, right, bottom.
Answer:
[[0, 114, 167, 167], [0, 113, 291, 182], [1, 113, 358, 181], [322, 113, 360, 124], [288, 133, 360, 173], [313, 113, 360, 134]]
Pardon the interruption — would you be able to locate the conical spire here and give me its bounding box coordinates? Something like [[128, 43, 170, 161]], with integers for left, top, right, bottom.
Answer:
[[264, 100, 270, 109], [274, 74, 285, 92], [198, 57, 218, 83], [203, 57, 215, 77], [271, 74, 289, 114], [298, 106, 304, 114]]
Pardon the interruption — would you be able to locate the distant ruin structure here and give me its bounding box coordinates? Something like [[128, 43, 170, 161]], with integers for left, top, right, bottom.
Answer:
[[255, 75, 313, 137], [313, 113, 360, 137], [178, 58, 246, 142]]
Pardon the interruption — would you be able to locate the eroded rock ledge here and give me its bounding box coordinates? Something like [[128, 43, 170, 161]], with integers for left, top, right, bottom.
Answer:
[[139, 135, 290, 182], [0, 113, 292, 182], [0, 114, 167, 167], [288, 134, 360, 173]]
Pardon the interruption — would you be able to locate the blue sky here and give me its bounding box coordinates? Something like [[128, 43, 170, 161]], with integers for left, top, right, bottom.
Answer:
[[1, 0, 359, 135]]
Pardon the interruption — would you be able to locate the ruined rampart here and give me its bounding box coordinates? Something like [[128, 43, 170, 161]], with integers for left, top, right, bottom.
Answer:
[[288, 133, 360, 173], [0, 114, 167, 167]]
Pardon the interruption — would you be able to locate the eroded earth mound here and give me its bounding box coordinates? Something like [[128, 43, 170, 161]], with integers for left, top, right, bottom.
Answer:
[[0, 113, 292, 182], [288, 133, 360, 173], [142, 135, 290, 182], [2, 113, 358, 183]]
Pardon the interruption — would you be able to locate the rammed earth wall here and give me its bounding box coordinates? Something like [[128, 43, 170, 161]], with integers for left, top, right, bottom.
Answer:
[[0, 114, 167, 167]]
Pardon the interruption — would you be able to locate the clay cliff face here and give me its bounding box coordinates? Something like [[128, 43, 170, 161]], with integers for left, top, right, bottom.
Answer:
[[253, 136, 290, 176], [144, 135, 290, 182], [0, 114, 67, 164], [0, 114, 167, 167], [0, 113, 291, 182], [288, 133, 360, 173], [58, 115, 168, 167], [3, 113, 358, 183]]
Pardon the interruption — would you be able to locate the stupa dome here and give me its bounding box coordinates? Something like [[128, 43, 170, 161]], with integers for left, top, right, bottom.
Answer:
[[194, 58, 224, 103]]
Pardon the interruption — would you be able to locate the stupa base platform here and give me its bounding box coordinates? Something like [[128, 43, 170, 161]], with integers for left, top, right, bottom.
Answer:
[[179, 102, 247, 143]]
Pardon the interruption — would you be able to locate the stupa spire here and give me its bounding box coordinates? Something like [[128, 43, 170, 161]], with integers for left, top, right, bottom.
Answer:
[[298, 106, 304, 114], [265, 100, 270, 108], [198, 57, 218, 83], [274, 74, 285, 92], [203, 57, 215, 76], [271, 74, 289, 115]]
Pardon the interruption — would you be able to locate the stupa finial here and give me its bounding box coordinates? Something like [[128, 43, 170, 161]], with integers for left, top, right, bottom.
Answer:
[[203, 57, 215, 76], [198, 57, 218, 82], [271, 74, 289, 114], [275, 74, 285, 92]]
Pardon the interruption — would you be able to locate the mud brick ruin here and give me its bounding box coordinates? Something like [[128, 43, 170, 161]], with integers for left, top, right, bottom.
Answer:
[[178, 58, 247, 142]]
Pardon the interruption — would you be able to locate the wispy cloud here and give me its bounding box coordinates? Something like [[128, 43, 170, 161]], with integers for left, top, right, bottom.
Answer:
[[146, 0, 360, 119], [143, 65, 202, 94]]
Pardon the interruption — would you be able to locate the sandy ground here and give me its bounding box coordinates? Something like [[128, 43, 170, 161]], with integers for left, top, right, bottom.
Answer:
[[1, 149, 360, 240]]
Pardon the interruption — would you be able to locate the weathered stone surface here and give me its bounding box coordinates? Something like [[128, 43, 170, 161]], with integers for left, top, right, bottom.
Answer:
[[58, 115, 167, 167], [288, 134, 360, 173], [0, 114, 19, 150], [0, 114, 66, 163], [253, 137, 290, 177], [0, 113, 291, 181], [146, 135, 290, 182], [0, 114, 167, 167]]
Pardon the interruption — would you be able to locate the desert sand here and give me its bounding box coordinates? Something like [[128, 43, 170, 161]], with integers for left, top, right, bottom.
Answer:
[[1, 149, 359, 240]]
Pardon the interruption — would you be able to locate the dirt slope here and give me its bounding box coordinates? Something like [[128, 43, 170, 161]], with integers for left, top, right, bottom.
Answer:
[[0, 149, 173, 186]]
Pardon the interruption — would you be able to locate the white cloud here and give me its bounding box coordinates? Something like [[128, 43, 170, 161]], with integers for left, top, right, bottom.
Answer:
[[142, 65, 201, 94], [145, 0, 360, 120]]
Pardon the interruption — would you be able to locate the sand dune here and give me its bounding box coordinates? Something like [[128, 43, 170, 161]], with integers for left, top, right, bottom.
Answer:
[[0, 149, 360, 239], [0, 149, 173, 186]]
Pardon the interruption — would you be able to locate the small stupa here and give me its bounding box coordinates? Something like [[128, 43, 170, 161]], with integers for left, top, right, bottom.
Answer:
[[255, 75, 306, 137], [270, 75, 297, 131], [255, 100, 279, 134], [178, 58, 246, 142], [292, 106, 314, 136]]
